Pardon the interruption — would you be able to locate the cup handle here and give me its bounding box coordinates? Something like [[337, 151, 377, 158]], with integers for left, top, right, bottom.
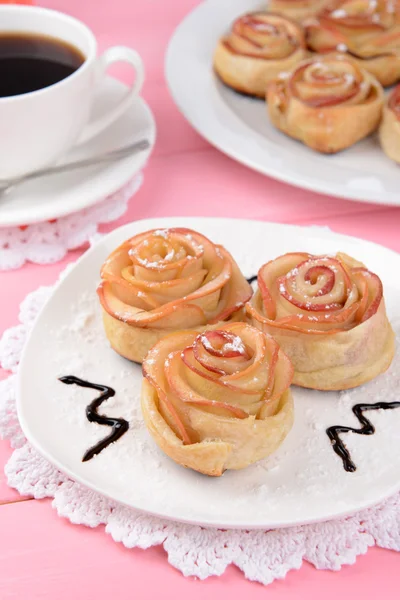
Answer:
[[78, 46, 145, 144]]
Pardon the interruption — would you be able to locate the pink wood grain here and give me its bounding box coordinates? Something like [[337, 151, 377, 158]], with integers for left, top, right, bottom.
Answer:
[[0, 442, 19, 504], [0, 0, 399, 595], [0, 500, 399, 600], [108, 148, 397, 224]]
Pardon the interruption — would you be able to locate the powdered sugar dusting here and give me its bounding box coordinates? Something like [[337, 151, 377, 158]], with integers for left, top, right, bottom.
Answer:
[[47, 298, 151, 462], [35, 277, 400, 527], [344, 72, 355, 85], [222, 337, 246, 354], [154, 229, 169, 239], [199, 332, 247, 357], [3, 220, 400, 585], [164, 248, 175, 261], [8, 214, 400, 532], [331, 8, 347, 18]]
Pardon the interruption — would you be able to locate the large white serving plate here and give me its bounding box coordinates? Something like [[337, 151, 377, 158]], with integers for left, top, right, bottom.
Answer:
[[17, 217, 400, 529], [166, 0, 400, 206]]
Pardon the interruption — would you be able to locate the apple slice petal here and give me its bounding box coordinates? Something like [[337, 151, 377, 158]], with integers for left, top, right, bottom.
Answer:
[[98, 280, 207, 329], [276, 257, 351, 311], [165, 351, 249, 419], [101, 276, 161, 311], [209, 248, 253, 322], [142, 321, 294, 473], [194, 339, 252, 376], [182, 346, 226, 376], [182, 346, 263, 397], [101, 244, 133, 279], [121, 266, 208, 305], [100, 228, 252, 341], [259, 350, 294, 418], [247, 252, 384, 335], [143, 331, 198, 444], [352, 268, 383, 323], [258, 272, 276, 319]]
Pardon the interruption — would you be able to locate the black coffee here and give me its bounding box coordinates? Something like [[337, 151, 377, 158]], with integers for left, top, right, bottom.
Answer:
[[0, 33, 85, 97]]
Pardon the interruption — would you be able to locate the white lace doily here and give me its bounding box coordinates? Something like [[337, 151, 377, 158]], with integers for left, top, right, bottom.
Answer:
[[0, 274, 399, 585], [0, 174, 142, 271]]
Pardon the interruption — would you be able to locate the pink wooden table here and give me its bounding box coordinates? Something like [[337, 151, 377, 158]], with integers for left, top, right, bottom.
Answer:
[[1, 1, 400, 597]]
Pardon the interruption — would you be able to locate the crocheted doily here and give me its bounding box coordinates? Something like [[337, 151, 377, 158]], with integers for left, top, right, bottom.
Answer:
[[0, 274, 399, 585], [0, 174, 142, 270]]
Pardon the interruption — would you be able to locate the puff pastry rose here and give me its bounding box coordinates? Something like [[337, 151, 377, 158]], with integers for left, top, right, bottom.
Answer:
[[305, 0, 400, 86], [246, 252, 395, 390], [97, 228, 252, 363], [214, 12, 306, 97], [141, 323, 294, 476], [267, 54, 383, 152], [379, 84, 400, 162], [268, 0, 332, 21]]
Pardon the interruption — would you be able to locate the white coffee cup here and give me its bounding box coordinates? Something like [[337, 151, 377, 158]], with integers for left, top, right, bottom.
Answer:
[[0, 5, 145, 179]]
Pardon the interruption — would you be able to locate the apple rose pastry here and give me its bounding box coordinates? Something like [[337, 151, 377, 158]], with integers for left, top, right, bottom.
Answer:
[[213, 12, 306, 98], [97, 228, 252, 363], [267, 54, 383, 152], [268, 0, 332, 22], [305, 0, 400, 86], [379, 84, 400, 163], [246, 252, 395, 391], [141, 323, 294, 476]]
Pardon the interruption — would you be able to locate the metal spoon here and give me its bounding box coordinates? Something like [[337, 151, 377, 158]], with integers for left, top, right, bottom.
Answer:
[[0, 138, 150, 198]]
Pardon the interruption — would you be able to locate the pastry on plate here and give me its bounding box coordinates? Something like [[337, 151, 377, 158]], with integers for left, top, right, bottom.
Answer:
[[379, 84, 400, 163], [141, 323, 294, 476], [305, 0, 400, 86], [267, 53, 383, 153], [246, 252, 395, 390], [97, 228, 252, 363], [267, 0, 332, 21], [214, 12, 306, 98]]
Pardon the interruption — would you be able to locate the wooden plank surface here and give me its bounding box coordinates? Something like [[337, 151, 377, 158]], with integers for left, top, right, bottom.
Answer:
[[0, 500, 398, 600], [0, 0, 399, 597]]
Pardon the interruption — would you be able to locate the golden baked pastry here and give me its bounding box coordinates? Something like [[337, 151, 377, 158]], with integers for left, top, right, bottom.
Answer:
[[379, 84, 400, 163], [268, 0, 331, 21], [141, 323, 294, 476], [214, 12, 306, 98], [267, 54, 384, 153], [97, 228, 252, 363], [246, 252, 395, 390], [305, 0, 400, 86]]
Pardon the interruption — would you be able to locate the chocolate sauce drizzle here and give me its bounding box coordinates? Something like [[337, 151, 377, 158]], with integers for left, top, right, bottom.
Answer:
[[59, 375, 129, 462], [247, 275, 258, 284], [326, 401, 400, 472]]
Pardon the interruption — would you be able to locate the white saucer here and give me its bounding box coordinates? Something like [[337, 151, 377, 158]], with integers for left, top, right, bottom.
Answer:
[[17, 217, 400, 530], [0, 77, 156, 228]]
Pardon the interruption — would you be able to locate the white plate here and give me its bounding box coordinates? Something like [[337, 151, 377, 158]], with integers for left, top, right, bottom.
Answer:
[[17, 217, 400, 529], [166, 0, 400, 206], [0, 77, 156, 228]]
